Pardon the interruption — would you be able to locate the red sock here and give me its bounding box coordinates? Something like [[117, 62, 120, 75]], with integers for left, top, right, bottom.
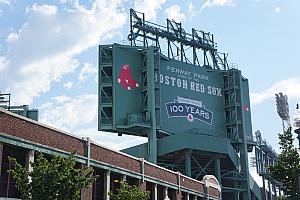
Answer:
[[118, 64, 139, 90]]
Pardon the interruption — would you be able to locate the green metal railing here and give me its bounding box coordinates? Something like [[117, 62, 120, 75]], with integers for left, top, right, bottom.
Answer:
[[101, 96, 112, 104], [101, 117, 112, 125]]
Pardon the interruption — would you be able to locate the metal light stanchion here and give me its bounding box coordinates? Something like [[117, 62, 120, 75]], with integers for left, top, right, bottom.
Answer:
[[293, 103, 300, 197], [293, 103, 300, 149]]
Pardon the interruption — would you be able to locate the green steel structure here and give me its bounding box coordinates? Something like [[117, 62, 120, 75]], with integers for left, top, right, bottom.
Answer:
[[254, 131, 281, 200], [98, 9, 261, 200], [0, 93, 38, 121]]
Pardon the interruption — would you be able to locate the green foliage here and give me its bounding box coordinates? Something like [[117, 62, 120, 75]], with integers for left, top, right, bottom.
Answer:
[[269, 127, 300, 200], [109, 181, 150, 200], [8, 152, 96, 200]]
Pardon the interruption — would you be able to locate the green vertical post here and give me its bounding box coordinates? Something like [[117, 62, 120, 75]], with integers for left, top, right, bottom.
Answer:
[[214, 157, 221, 184], [86, 137, 91, 167], [184, 149, 192, 177], [233, 180, 239, 200], [238, 70, 251, 200], [23, 105, 28, 118], [112, 45, 117, 129], [147, 47, 157, 164]]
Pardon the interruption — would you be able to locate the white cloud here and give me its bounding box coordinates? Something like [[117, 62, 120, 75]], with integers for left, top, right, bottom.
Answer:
[[0, 0, 127, 105], [74, 128, 147, 150], [64, 81, 73, 89], [39, 93, 148, 151], [134, 0, 167, 20], [39, 93, 147, 150], [201, 0, 235, 12], [78, 62, 97, 82], [211, 0, 235, 6], [164, 5, 186, 22], [27, 4, 58, 15], [187, 2, 199, 16], [0, 57, 9, 72], [0, 10, 3, 17], [6, 32, 19, 42], [0, 0, 11, 5], [250, 78, 300, 105], [40, 94, 97, 132], [5, 54, 79, 104], [52, 95, 71, 103], [274, 7, 281, 13]]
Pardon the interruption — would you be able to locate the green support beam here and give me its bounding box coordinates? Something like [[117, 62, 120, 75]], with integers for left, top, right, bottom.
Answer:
[[157, 133, 239, 169], [147, 47, 157, 164], [185, 149, 192, 177], [238, 71, 251, 200], [214, 157, 221, 184]]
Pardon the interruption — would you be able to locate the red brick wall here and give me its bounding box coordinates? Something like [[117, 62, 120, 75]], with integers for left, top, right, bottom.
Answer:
[[144, 163, 177, 184], [0, 112, 85, 156], [208, 187, 221, 198], [0, 142, 3, 176], [0, 110, 220, 199], [90, 144, 140, 173], [181, 176, 205, 193]]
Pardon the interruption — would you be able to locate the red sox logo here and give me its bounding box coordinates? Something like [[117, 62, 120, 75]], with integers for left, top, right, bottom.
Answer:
[[117, 64, 139, 90], [243, 104, 249, 112]]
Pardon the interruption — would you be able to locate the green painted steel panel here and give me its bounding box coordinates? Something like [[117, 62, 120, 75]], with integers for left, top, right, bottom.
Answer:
[[156, 133, 239, 168], [113, 45, 143, 127], [241, 78, 253, 141], [249, 174, 262, 200], [100, 44, 232, 139], [122, 142, 148, 159], [158, 59, 226, 137]]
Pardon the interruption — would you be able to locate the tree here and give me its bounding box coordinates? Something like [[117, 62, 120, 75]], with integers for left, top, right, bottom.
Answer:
[[269, 127, 300, 200], [109, 181, 150, 200], [8, 152, 96, 200]]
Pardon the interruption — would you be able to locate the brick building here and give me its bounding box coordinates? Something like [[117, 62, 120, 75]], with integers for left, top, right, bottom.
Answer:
[[0, 108, 221, 200]]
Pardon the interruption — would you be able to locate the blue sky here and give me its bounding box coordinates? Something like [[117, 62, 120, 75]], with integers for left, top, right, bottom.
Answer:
[[1, 0, 300, 182]]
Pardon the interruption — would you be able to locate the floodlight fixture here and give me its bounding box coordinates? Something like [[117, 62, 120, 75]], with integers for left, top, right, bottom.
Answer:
[[275, 92, 290, 122]]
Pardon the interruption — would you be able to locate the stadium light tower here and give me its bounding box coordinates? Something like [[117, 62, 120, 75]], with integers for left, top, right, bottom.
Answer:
[[275, 92, 290, 132], [293, 103, 300, 149]]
